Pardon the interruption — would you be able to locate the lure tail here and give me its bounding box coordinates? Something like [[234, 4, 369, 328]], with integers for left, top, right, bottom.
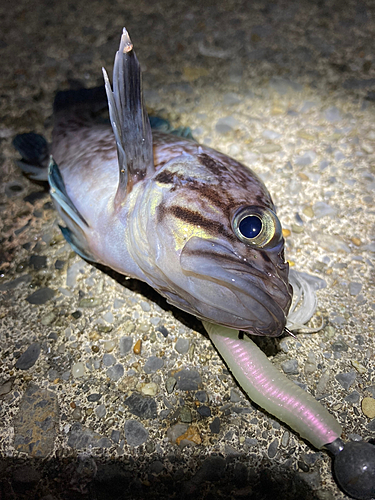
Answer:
[[12, 132, 49, 181]]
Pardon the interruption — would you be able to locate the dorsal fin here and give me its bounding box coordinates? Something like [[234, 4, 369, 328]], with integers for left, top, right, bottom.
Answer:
[[102, 28, 154, 209]]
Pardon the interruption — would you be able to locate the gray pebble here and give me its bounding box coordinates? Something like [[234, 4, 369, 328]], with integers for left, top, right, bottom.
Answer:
[[268, 438, 279, 458], [102, 353, 116, 367], [119, 336, 133, 356], [166, 376, 177, 394], [325, 106, 342, 122], [195, 390, 207, 403], [173, 369, 202, 391], [156, 325, 169, 337], [175, 338, 190, 354], [209, 416, 220, 434], [331, 340, 348, 352], [125, 393, 157, 419], [111, 430, 120, 443], [262, 129, 281, 140], [179, 406, 192, 423], [344, 391, 360, 404], [149, 460, 164, 474], [349, 282, 362, 296], [367, 420, 375, 432], [197, 406, 211, 417], [15, 343, 41, 370], [299, 471, 321, 489], [87, 393, 101, 402], [144, 356, 164, 374], [26, 288, 55, 305], [95, 404, 106, 419], [0, 274, 32, 291], [335, 371, 356, 390], [67, 422, 111, 449], [281, 359, 299, 374], [106, 364, 124, 381], [29, 255, 47, 270], [140, 301, 151, 312], [230, 389, 241, 403], [167, 423, 189, 443], [295, 150, 316, 166], [124, 419, 148, 447], [0, 377, 14, 396], [281, 431, 290, 447], [313, 201, 336, 218], [215, 116, 240, 134]]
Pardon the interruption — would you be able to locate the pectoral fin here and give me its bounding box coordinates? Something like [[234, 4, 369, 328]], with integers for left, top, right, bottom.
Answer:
[[48, 157, 97, 262], [102, 28, 154, 208]]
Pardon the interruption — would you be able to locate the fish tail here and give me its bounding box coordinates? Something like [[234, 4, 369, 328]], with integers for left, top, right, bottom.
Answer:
[[12, 132, 49, 181]]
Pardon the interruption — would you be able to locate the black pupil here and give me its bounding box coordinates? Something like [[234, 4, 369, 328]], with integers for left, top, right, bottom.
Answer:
[[239, 215, 262, 239]]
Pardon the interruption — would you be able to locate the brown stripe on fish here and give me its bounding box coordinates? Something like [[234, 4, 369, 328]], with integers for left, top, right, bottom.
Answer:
[[168, 206, 236, 241]]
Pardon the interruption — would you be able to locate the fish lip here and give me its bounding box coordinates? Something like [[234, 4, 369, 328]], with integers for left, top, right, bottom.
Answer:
[[180, 236, 290, 336]]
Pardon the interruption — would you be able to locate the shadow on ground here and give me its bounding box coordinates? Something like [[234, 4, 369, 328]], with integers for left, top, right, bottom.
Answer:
[[0, 454, 322, 500]]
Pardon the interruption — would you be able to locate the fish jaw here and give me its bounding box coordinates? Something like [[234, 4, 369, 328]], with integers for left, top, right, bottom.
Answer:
[[179, 236, 292, 336]]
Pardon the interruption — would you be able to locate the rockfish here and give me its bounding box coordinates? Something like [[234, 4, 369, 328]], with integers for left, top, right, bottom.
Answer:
[[13, 28, 292, 337]]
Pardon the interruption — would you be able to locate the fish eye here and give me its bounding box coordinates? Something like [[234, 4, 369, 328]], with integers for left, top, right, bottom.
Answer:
[[232, 206, 283, 248]]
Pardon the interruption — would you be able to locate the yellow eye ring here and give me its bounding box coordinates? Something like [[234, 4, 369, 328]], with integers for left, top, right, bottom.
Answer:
[[232, 206, 282, 248]]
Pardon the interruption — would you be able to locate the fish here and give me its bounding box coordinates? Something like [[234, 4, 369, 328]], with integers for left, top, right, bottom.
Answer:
[[13, 28, 293, 338]]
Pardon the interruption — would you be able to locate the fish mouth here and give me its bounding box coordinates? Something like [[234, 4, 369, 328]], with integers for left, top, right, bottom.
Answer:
[[179, 236, 292, 337]]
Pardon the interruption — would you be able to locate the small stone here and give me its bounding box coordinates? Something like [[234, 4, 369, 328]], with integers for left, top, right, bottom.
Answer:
[[15, 343, 41, 370], [351, 237, 362, 246], [26, 288, 55, 305], [295, 150, 316, 166], [195, 390, 208, 403], [54, 259, 65, 270], [256, 144, 282, 154], [144, 356, 164, 374], [335, 371, 356, 390], [166, 377, 177, 394], [197, 406, 211, 417], [291, 224, 304, 234], [167, 423, 189, 443], [325, 106, 341, 122], [156, 325, 169, 337], [230, 389, 241, 403], [173, 369, 202, 391], [141, 382, 158, 396], [40, 312, 56, 326], [331, 340, 348, 352], [351, 360, 367, 374], [175, 338, 190, 354], [349, 282, 362, 296], [95, 404, 106, 419], [0, 377, 14, 396], [125, 393, 157, 419], [313, 201, 336, 218], [29, 255, 47, 270], [87, 393, 102, 402], [140, 301, 151, 312], [102, 353, 116, 367], [281, 431, 290, 447], [78, 297, 101, 308], [176, 425, 201, 446], [179, 406, 192, 423], [268, 438, 279, 458], [210, 416, 220, 434], [106, 364, 124, 381], [281, 359, 299, 374], [111, 430, 120, 443], [102, 311, 114, 323], [72, 362, 85, 378], [344, 391, 360, 404], [119, 337, 133, 355], [133, 339, 142, 354], [302, 206, 314, 218], [282, 228, 291, 238], [215, 116, 240, 134], [361, 397, 375, 418]]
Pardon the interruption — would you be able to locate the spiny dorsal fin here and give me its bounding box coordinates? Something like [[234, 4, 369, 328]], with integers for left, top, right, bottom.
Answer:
[[102, 28, 154, 209]]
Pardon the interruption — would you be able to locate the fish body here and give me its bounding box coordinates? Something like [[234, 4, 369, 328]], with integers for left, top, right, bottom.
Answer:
[[14, 29, 292, 337]]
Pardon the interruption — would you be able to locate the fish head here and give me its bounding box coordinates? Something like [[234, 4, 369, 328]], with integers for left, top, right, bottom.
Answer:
[[142, 151, 292, 337]]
